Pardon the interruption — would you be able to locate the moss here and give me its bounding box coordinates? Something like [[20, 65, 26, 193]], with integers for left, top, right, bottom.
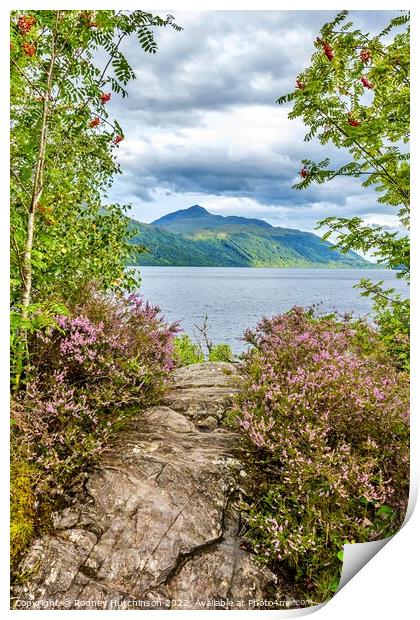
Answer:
[[10, 457, 37, 570]]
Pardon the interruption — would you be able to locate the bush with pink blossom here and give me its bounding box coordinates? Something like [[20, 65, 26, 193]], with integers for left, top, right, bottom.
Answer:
[[11, 290, 178, 564], [230, 307, 409, 602]]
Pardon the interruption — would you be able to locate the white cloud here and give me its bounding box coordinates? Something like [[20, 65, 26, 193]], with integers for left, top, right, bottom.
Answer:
[[361, 214, 405, 229]]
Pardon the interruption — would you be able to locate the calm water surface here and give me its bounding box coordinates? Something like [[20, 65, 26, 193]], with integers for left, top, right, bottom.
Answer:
[[134, 267, 408, 353]]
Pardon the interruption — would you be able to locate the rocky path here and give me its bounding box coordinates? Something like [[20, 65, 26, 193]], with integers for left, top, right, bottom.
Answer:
[[13, 363, 292, 610]]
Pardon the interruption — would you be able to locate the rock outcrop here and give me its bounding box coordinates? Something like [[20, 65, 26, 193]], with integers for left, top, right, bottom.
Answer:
[[12, 363, 293, 610]]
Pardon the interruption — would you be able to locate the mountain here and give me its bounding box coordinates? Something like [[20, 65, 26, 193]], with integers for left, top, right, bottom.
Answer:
[[152, 204, 273, 233], [128, 205, 376, 269]]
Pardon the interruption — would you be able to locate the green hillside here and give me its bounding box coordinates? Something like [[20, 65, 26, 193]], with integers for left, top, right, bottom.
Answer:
[[128, 205, 377, 268]]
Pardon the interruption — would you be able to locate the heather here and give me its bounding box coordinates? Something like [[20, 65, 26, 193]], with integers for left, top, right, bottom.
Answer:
[[11, 290, 178, 568], [230, 307, 409, 602]]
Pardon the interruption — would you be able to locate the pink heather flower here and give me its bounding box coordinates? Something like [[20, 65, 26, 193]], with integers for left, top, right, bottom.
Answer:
[[233, 305, 409, 573], [297, 332, 311, 342], [373, 387, 385, 401]]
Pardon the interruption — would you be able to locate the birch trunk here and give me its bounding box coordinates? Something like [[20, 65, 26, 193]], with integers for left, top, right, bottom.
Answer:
[[21, 17, 58, 318]]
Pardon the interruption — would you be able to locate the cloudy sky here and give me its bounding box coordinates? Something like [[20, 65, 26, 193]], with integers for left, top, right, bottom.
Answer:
[[106, 9, 402, 233]]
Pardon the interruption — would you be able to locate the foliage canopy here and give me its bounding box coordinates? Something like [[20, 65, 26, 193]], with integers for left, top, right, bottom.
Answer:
[[277, 10, 410, 367], [10, 10, 181, 384]]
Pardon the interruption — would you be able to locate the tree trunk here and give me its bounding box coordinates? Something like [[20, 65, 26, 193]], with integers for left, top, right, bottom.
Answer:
[[21, 15, 58, 318], [15, 15, 59, 390]]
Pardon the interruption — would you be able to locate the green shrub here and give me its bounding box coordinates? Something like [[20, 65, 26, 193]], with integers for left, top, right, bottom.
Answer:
[[230, 307, 409, 603], [173, 334, 205, 365], [209, 343, 233, 363], [375, 297, 409, 372], [173, 334, 234, 365], [355, 279, 410, 372]]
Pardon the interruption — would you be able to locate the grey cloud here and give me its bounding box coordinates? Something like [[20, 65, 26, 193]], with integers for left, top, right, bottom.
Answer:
[[109, 10, 396, 121], [108, 11, 332, 121], [104, 9, 402, 232], [114, 123, 367, 209]]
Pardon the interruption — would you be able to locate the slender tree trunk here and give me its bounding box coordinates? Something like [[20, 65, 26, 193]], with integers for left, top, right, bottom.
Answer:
[[21, 16, 58, 318], [15, 15, 58, 390]]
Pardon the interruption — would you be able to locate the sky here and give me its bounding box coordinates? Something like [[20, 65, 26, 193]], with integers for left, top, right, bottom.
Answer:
[[106, 9, 403, 234]]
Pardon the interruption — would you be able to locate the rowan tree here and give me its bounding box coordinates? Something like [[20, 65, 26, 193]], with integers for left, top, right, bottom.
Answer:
[[277, 11, 410, 368], [10, 10, 181, 384]]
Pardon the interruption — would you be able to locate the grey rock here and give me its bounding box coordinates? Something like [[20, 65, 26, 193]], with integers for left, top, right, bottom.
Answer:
[[198, 415, 219, 431], [165, 361, 242, 423], [12, 362, 292, 610], [166, 506, 283, 610], [170, 362, 239, 389]]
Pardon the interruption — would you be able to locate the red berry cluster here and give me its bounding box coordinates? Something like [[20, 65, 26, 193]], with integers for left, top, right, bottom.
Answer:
[[360, 49, 371, 64], [18, 15, 36, 35], [300, 167, 309, 178], [323, 42, 334, 61], [79, 11, 97, 28], [100, 92, 111, 104], [348, 113, 361, 127], [89, 117, 101, 128], [113, 135, 123, 145], [22, 42, 36, 57], [296, 80, 305, 90], [36, 95, 53, 102], [37, 203, 54, 224], [317, 38, 334, 61], [361, 76, 374, 89]]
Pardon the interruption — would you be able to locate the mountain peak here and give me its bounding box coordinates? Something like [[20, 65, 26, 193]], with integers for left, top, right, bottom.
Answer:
[[152, 205, 276, 235], [183, 205, 208, 216], [152, 205, 209, 226]]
